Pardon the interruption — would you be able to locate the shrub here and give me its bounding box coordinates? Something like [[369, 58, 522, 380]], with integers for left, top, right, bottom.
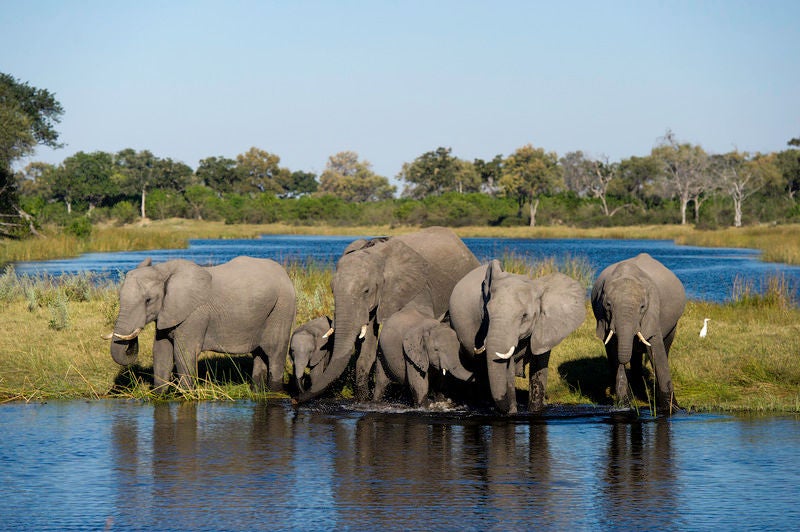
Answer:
[[65, 216, 92, 239], [111, 201, 139, 225]]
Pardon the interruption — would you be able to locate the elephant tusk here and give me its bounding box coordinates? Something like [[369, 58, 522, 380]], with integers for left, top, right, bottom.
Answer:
[[442, 368, 446, 376], [604, 329, 615, 345], [101, 332, 114, 340], [637, 331, 652, 347], [358, 324, 368, 339], [495, 346, 515, 360], [113, 328, 142, 341], [322, 327, 334, 339], [474, 345, 486, 354]]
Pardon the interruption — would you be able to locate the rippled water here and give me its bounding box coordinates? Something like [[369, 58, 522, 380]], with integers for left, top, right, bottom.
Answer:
[[11, 235, 800, 302], [1, 401, 798, 530]]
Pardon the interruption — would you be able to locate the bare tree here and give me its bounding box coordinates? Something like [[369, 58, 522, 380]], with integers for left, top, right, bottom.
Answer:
[[713, 151, 779, 227], [562, 151, 622, 216], [651, 130, 710, 225]]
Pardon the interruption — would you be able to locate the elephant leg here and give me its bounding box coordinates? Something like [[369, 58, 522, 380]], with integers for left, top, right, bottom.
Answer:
[[649, 341, 678, 414], [251, 353, 269, 392], [172, 335, 201, 390], [407, 368, 429, 407], [354, 323, 378, 402], [259, 326, 291, 393], [372, 357, 390, 403], [528, 350, 550, 413], [152, 331, 174, 393], [614, 363, 631, 408]]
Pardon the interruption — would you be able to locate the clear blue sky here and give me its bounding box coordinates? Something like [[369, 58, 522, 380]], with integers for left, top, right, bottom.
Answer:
[[3, 0, 799, 182]]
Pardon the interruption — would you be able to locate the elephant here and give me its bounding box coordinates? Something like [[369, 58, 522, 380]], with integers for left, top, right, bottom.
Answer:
[[289, 316, 334, 394], [373, 302, 473, 406], [591, 253, 686, 413], [296, 226, 480, 403], [449, 259, 586, 414], [107, 256, 296, 392]]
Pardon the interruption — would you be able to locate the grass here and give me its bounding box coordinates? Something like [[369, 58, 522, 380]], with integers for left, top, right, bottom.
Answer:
[[1, 256, 799, 412]]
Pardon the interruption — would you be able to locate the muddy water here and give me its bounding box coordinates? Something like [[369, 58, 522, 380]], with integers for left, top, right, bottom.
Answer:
[[1, 400, 798, 530]]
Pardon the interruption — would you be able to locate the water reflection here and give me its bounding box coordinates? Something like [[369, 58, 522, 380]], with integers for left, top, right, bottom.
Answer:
[[602, 418, 679, 529], [3, 402, 799, 530]]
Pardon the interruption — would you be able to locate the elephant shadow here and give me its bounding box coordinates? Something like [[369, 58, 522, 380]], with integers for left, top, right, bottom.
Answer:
[[557, 356, 656, 406], [110, 354, 256, 394]]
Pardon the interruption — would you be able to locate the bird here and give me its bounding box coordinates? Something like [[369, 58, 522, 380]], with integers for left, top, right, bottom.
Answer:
[[699, 318, 710, 338]]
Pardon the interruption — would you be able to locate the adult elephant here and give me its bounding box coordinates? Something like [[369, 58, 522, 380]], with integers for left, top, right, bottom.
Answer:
[[591, 253, 686, 414], [107, 256, 296, 392], [449, 260, 586, 414], [296, 227, 479, 403]]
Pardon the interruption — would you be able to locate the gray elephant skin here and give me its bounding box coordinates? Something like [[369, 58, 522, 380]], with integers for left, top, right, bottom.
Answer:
[[374, 303, 472, 406], [289, 316, 334, 394], [449, 260, 586, 414], [297, 226, 480, 403], [591, 253, 686, 413], [109, 256, 296, 392]]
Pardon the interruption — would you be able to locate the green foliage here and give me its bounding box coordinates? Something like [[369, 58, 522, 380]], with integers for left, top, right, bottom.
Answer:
[[47, 293, 70, 330], [65, 216, 92, 239], [148, 189, 188, 219], [111, 201, 138, 225]]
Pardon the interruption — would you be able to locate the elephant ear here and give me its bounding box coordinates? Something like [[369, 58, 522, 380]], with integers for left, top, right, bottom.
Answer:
[[157, 262, 212, 330], [377, 241, 431, 323], [136, 257, 152, 268], [529, 273, 587, 355], [403, 329, 429, 376], [641, 282, 662, 340], [312, 317, 334, 363]]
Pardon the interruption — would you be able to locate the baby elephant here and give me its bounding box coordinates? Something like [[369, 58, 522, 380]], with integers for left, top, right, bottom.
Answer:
[[374, 303, 472, 406], [289, 316, 334, 394]]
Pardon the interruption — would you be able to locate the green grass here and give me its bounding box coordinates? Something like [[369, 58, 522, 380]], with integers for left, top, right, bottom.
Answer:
[[1, 259, 799, 412]]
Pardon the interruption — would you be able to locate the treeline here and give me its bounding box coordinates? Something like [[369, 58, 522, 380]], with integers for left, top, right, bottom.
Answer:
[[15, 134, 800, 232], [4, 72, 800, 235]]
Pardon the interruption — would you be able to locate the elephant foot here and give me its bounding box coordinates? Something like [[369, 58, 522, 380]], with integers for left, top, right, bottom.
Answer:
[[656, 391, 681, 416], [354, 385, 371, 403], [528, 384, 546, 413]]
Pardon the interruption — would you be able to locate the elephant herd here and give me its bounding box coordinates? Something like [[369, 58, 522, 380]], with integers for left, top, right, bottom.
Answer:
[[107, 227, 687, 415]]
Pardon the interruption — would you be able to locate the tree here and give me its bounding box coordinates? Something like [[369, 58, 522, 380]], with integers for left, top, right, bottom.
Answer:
[[498, 144, 562, 227], [53, 151, 116, 214], [115, 148, 157, 220], [651, 130, 710, 225], [196, 156, 238, 194], [318, 151, 395, 202], [561, 151, 621, 217], [615, 155, 661, 208], [473, 155, 504, 196], [286, 170, 318, 197], [399, 147, 480, 198], [0, 73, 63, 236], [775, 147, 800, 202], [713, 151, 780, 227], [235, 147, 291, 195]]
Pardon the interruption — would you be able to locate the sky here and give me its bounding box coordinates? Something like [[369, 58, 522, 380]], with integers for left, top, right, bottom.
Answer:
[[3, 0, 799, 185]]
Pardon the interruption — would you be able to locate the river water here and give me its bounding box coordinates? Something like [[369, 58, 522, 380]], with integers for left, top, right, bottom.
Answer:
[[1, 400, 798, 530], [11, 234, 800, 302]]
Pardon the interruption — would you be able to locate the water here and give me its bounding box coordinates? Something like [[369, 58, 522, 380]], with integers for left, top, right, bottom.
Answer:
[[11, 235, 800, 303], [0, 400, 798, 530]]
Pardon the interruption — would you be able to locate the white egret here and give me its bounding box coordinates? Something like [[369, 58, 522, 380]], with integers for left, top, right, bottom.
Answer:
[[699, 318, 710, 338]]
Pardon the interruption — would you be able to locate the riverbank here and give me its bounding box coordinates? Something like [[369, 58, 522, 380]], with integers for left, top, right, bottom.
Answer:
[[1, 261, 797, 412], [2, 219, 800, 265]]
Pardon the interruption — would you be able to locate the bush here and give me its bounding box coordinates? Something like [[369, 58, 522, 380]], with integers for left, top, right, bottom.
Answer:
[[111, 201, 138, 225], [65, 216, 92, 239]]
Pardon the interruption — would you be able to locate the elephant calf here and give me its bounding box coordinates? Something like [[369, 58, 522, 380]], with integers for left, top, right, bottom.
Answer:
[[289, 316, 334, 394], [591, 253, 686, 414], [108, 256, 296, 393], [374, 303, 472, 406]]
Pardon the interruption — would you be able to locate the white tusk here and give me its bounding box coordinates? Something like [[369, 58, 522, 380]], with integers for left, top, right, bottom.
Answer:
[[442, 368, 446, 376], [604, 329, 614, 345], [113, 328, 142, 341], [322, 327, 334, 339], [637, 331, 652, 347], [101, 332, 114, 340], [474, 345, 486, 354], [495, 346, 515, 360], [358, 324, 368, 339]]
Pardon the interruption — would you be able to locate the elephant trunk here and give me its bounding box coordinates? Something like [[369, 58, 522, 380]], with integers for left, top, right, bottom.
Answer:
[[485, 324, 519, 414], [615, 321, 636, 365], [111, 337, 139, 366], [447, 362, 473, 382], [297, 308, 360, 403]]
